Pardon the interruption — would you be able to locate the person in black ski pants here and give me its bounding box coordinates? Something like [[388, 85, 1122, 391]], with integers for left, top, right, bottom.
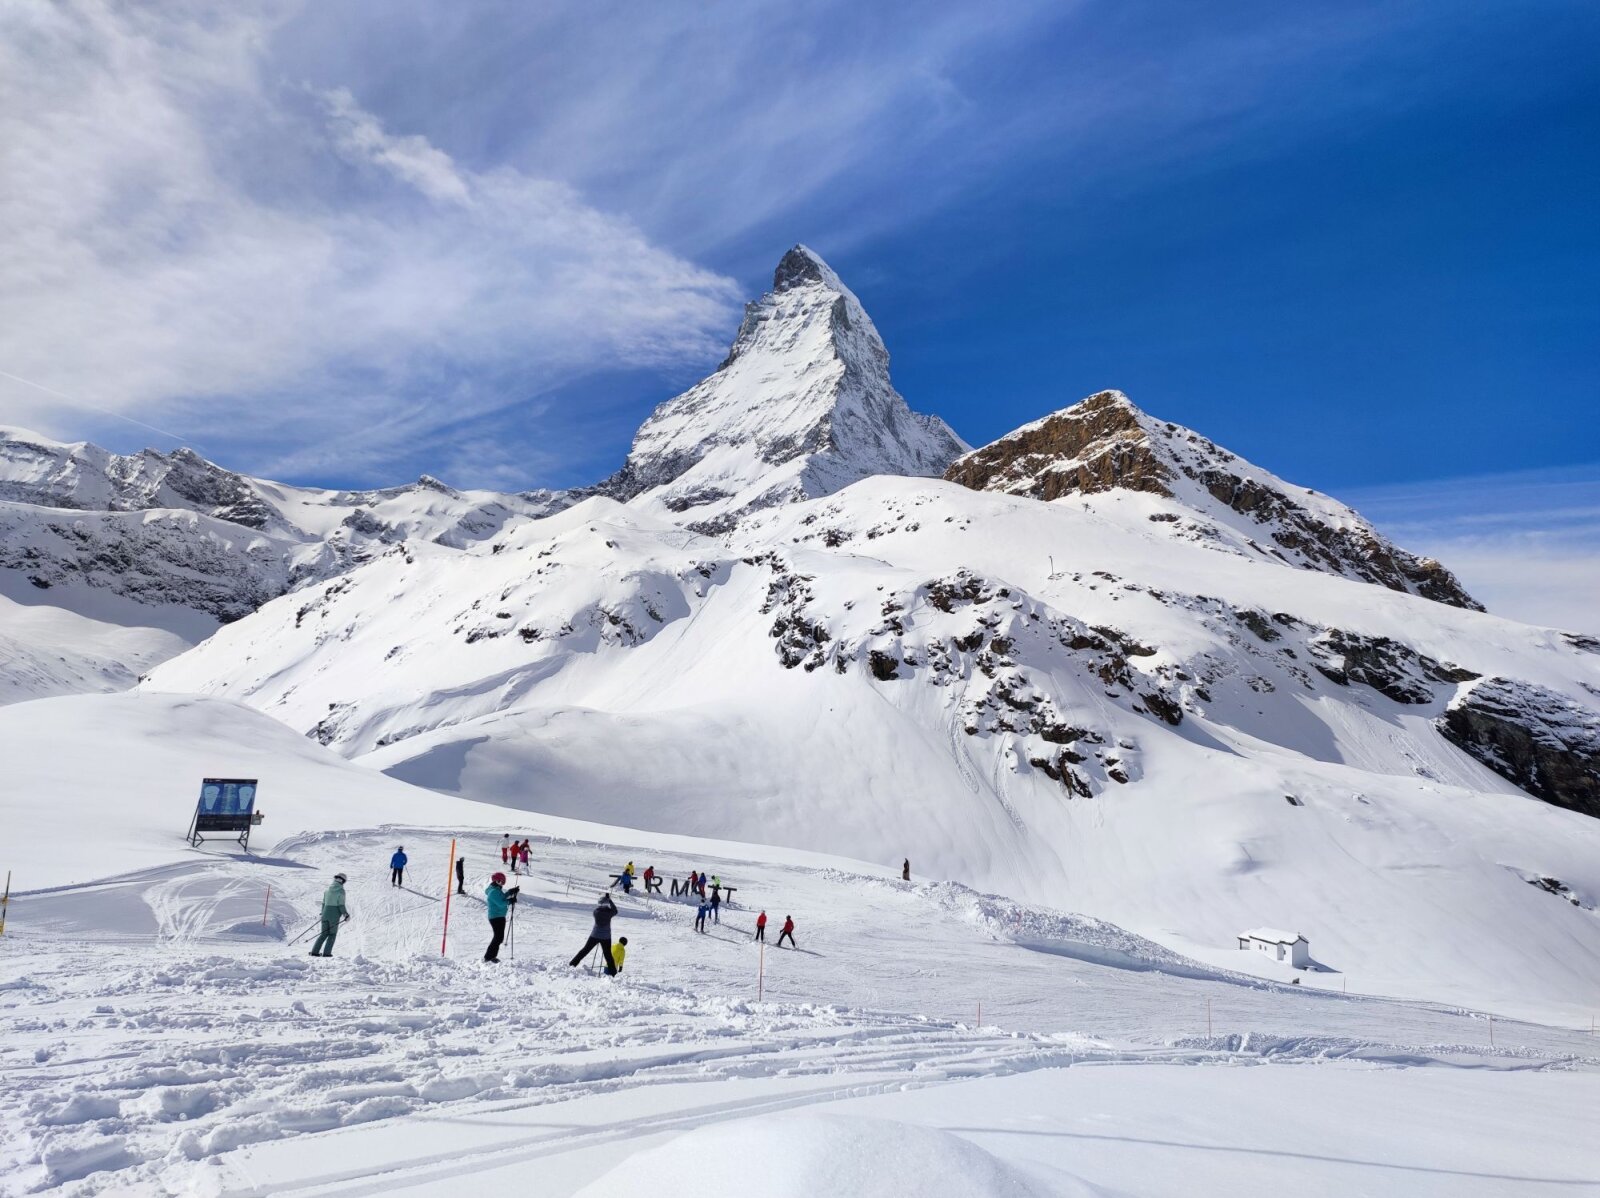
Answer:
[[777, 915, 796, 948], [390, 845, 407, 887], [455, 855, 466, 895], [569, 893, 618, 974]]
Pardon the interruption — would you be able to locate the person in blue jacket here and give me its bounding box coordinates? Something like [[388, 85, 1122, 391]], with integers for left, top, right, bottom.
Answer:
[[390, 845, 408, 887], [485, 872, 510, 962]]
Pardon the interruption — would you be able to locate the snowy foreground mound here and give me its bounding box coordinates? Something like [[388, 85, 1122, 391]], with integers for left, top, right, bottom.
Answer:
[[575, 1114, 1084, 1197]]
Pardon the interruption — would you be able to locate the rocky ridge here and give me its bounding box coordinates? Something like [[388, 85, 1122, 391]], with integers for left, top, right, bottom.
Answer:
[[945, 390, 1480, 608]]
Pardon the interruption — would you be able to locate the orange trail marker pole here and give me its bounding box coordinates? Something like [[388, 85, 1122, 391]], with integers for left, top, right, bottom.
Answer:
[[441, 838, 457, 956], [262, 885, 271, 926]]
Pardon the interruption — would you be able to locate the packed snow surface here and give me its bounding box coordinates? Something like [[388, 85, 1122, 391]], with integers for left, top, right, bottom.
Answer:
[[4, 821, 1598, 1197]]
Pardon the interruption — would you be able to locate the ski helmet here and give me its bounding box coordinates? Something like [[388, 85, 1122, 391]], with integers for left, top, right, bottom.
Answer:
[[333, 873, 346, 882], [492, 871, 506, 884]]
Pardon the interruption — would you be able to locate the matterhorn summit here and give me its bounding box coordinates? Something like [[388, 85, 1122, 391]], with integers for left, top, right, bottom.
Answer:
[[603, 245, 967, 532]]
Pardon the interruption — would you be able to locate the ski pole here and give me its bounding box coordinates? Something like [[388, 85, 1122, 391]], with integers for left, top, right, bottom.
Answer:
[[288, 919, 320, 946], [1, 870, 9, 936]]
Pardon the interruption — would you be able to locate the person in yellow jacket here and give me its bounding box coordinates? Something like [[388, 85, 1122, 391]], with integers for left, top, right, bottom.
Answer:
[[612, 936, 628, 973]]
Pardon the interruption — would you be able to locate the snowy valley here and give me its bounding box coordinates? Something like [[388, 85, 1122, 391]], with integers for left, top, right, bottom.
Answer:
[[3, 247, 1599, 1196]]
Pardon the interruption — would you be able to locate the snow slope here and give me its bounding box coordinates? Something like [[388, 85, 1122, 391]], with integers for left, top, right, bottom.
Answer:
[[144, 474, 1600, 1022], [0, 573, 213, 704], [0, 693, 505, 888]]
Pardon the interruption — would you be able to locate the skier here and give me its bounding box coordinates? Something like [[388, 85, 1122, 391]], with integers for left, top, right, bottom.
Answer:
[[500, 834, 511, 866], [695, 896, 710, 933], [902, 858, 911, 882], [777, 915, 796, 949], [754, 910, 767, 942], [519, 840, 531, 872], [309, 873, 350, 957], [710, 886, 722, 924], [455, 854, 466, 895], [390, 845, 407, 887], [643, 865, 660, 895], [485, 872, 510, 963], [612, 936, 628, 974], [569, 893, 619, 974]]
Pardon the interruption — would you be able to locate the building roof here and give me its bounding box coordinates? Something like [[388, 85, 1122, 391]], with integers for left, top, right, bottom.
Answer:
[[1239, 927, 1306, 944]]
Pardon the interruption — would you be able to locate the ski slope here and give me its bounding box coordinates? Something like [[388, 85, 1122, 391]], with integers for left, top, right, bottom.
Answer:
[[3, 823, 1598, 1196]]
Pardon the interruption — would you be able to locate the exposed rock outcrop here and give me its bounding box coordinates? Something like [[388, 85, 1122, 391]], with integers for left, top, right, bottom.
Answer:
[[1440, 678, 1600, 818], [946, 390, 1481, 609]]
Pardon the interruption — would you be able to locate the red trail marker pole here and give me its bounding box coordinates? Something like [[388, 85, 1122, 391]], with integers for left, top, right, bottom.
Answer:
[[261, 885, 271, 926], [441, 838, 457, 956]]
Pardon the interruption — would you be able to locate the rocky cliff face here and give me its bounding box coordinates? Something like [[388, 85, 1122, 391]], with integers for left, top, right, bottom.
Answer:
[[1440, 678, 1600, 818], [946, 390, 1480, 609], [602, 246, 966, 533]]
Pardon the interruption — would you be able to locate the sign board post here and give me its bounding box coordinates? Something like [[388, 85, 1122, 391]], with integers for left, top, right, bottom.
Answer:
[[186, 778, 262, 852]]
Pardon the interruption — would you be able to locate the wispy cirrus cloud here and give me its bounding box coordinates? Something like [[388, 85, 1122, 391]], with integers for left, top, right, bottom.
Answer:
[[0, 0, 739, 483]]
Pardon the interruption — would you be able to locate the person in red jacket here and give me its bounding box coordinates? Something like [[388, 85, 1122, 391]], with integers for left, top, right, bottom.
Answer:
[[777, 915, 795, 948], [753, 911, 767, 942]]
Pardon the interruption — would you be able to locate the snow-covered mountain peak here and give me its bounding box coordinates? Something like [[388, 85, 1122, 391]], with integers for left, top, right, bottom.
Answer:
[[604, 246, 966, 533], [947, 390, 1481, 608], [772, 243, 843, 292]]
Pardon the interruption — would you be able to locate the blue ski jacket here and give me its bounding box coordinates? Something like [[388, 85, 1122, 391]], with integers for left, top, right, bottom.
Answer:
[[390, 851, 407, 869]]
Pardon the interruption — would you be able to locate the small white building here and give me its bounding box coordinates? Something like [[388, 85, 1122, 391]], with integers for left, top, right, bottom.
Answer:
[[1238, 927, 1310, 968]]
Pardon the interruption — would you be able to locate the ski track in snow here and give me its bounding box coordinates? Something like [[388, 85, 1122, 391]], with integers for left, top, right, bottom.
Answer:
[[3, 827, 1598, 1196]]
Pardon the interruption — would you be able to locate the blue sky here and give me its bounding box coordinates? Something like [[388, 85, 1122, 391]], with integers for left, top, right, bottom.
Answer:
[[1, 1, 1596, 625]]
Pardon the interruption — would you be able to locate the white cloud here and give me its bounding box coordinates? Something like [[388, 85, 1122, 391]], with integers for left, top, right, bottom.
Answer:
[[1344, 465, 1600, 636], [0, 0, 739, 480]]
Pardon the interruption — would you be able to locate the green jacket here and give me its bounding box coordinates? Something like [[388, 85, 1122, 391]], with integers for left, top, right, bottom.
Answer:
[[321, 882, 347, 919]]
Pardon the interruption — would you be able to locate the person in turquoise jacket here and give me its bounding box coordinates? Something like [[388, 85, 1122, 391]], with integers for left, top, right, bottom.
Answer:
[[309, 873, 349, 957], [484, 872, 510, 962]]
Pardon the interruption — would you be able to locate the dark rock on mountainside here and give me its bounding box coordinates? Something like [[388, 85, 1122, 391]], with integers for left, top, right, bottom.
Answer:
[[1308, 630, 1478, 705], [1440, 678, 1600, 818], [945, 390, 1481, 609]]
